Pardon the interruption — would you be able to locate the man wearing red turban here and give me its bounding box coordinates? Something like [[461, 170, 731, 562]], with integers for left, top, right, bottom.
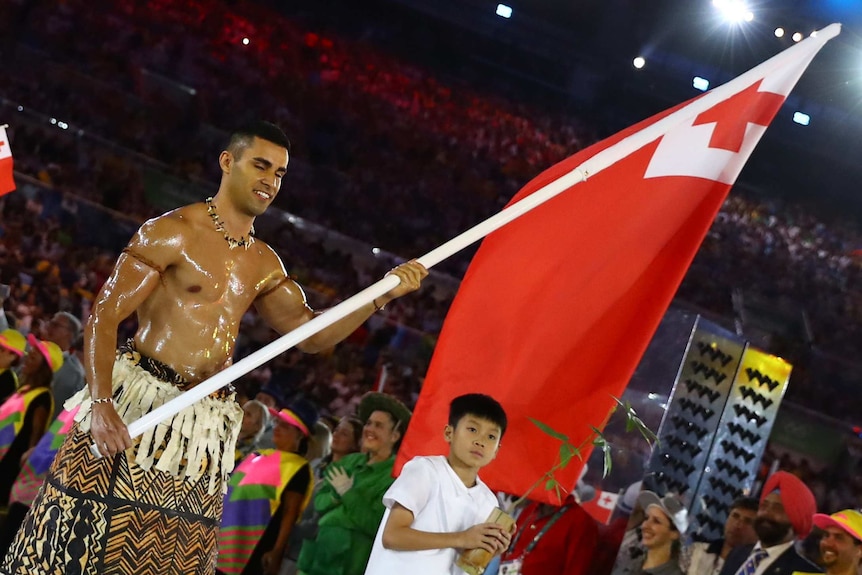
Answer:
[[717, 471, 822, 575]]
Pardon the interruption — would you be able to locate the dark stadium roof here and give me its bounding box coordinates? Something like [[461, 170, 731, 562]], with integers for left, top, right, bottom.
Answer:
[[388, 0, 862, 217]]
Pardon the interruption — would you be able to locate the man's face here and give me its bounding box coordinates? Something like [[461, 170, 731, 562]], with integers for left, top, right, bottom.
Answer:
[[754, 492, 795, 546], [819, 527, 862, 573], [724, 506, 758, 548], [43, 314, 74, 350], [222, 136, 288, 217]]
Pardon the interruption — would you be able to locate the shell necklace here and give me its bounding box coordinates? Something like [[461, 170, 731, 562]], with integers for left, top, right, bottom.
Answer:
[[206, 197, 255, 250]]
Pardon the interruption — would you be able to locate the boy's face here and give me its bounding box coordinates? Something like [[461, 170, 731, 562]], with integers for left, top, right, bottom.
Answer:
[[445, 415, 502, 471]]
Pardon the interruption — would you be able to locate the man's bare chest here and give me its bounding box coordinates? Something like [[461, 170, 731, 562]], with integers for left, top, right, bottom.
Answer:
[[166, 246, 271, 305]]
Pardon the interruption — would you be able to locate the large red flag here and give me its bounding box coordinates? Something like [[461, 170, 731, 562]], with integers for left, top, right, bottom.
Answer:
[[397, 25, 839, 504], [0, 127, 14, 196]]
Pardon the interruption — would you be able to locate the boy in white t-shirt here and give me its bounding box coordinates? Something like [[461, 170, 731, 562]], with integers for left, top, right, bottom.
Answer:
[[364, 393, 512, 575]]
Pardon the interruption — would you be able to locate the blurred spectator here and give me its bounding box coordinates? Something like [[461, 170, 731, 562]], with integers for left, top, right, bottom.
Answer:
[[500, 494, 602, 575], [235, 399, 270, 463], [611, 491, 686, 575], [0, 329, 25, 401], [811, 509, 862, 575], [36, 311, 84, 419], [217, 401, 319, 575], [683, 496, 758, 575], [295, 392, 410, 575], [717, 472, 820, 575], [0, 335, 63, 508], [284, 415, 363, 574]]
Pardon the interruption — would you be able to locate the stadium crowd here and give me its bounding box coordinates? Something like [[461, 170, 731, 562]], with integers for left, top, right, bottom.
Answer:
[[0, 0, 861, 572]]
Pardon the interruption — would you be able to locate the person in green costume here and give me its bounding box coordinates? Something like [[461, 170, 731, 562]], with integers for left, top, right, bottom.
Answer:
[[296, 392, 411, 575]]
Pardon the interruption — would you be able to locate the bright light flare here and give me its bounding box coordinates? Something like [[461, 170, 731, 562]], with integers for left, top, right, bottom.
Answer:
[[633, 56, 646, 69], [774, 27, 785, 38], [712, 0, 754, 23]]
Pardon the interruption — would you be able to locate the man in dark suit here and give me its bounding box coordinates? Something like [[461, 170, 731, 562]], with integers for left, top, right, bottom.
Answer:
[[718, 471, 821, 575]]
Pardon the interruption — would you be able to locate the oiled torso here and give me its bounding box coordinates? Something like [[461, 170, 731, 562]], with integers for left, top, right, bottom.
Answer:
[[131, 206, 286, 383]]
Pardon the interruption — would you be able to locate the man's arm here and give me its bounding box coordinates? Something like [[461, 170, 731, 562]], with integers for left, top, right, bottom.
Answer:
[[381, 503, 511, 554], [254, 256, 427, 353], [85, 216, 183, 457]]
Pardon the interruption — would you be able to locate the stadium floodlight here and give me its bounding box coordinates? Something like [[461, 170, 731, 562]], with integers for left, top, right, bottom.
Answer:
[[693, 76, 710, 91], [774, 27, 785, 38], [793, 112, 810, 126], [712, 0, 753, 23], [633, 56, 646, 69], [792, 32, 803, 42], [496, 4, 512, 18]]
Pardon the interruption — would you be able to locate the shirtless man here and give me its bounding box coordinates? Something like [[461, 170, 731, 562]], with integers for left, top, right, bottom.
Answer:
[[0, 121, 427, 575]]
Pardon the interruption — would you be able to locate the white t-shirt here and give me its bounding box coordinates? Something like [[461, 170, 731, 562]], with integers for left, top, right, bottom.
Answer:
[[364, 455, 499, 575]]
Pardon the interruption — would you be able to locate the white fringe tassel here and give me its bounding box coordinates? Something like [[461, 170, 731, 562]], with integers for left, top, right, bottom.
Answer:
[[66, 355, 243, 494]]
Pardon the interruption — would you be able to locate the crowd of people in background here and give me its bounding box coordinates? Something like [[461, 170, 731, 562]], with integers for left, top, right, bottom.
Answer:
[[0, 0, 861, 572]]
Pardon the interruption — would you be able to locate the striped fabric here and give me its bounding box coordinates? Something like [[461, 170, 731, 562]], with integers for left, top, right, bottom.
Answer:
[[10, 406, 82, 506], [0, 387, 52, 461], [217, 450, 312, 574]]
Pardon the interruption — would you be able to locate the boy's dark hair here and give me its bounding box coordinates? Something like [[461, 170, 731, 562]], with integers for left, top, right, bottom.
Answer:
[[448, 394, 507, 438], [227, 121, 291, 159], [729, 496, 759, 513]]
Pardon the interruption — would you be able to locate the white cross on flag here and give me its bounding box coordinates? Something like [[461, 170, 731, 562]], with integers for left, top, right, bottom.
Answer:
[[0, 127, 15, 196], [397, 24, 840, 505]]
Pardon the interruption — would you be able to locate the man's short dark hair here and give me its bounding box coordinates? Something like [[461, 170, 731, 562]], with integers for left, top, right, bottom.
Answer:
[[730, 496, 759, 513], [227, 121, 291, 159], [448, 394, 507, 438]]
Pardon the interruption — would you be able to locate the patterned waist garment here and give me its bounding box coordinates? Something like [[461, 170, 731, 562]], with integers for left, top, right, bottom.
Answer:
[[0, 346, 243, 575]]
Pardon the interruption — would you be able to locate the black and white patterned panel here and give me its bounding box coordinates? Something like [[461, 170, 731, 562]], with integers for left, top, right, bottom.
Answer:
[[643, 318, 745, 501], [688, 346, 792, 539]]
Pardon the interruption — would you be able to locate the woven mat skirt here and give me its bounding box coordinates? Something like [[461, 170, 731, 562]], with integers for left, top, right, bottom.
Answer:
[[0, 426, 223, 575]]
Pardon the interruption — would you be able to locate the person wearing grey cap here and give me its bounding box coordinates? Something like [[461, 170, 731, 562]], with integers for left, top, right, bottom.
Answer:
[[612, 491, 687, 575], [39, 312, 85, 419], [0, 307, 86, 420]]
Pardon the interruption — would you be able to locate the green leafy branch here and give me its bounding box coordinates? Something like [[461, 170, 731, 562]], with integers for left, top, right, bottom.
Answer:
[[515, 395, 657, 507]]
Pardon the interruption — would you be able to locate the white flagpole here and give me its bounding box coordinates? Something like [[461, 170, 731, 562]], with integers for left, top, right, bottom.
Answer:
[[117, 24, 839, 448], [119, 164, 589, 444]]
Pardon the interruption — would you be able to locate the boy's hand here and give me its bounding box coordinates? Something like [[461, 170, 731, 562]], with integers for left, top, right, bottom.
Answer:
[[325, 466, 354, 496], [459, 523, 512, 554]]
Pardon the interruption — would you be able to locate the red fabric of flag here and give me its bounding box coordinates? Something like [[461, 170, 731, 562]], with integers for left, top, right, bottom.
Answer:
[[0, 127, 16, 196], [396, 28, 837, 504]]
